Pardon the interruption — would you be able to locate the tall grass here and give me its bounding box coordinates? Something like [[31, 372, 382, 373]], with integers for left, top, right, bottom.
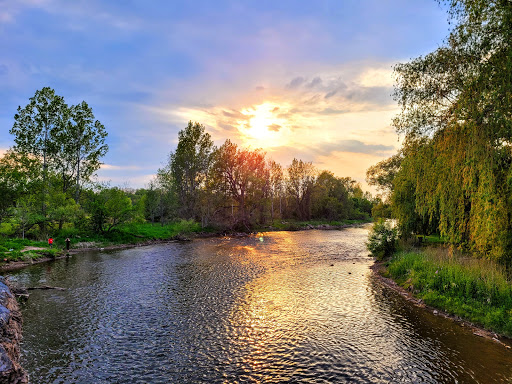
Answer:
[[387, 247, 512, 336]]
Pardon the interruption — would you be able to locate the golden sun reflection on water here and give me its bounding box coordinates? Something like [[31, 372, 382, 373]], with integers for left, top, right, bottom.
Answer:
[[224, 232, 373, 379]]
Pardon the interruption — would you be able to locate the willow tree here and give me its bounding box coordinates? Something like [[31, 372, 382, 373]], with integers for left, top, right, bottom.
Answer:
[[391, 0, 512, 260]]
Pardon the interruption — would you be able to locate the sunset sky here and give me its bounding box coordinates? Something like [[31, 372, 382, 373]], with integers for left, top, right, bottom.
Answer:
[[0, 0, 450, 190]]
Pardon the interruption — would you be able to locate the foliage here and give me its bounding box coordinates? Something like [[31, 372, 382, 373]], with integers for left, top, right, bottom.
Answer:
[[56, 100, 108, 200], [212, 140, 269, 229], [366, 152, 402, 197], [168, 121, 213, 220], [88, 187, 133, 233], [1, 92, 376, 242], [312, 171, 352, 221], [371, 200, 392, 219], [387, 248, 512, 336], [381, 0, 512, 260], [366, 220, 398, 260], [286, 158, 316, 220]]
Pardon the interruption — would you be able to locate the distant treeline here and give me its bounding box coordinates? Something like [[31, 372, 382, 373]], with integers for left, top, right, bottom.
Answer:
[[0, 89, 379, 239], [145, 121, 378, 230], [367, 1, 512, 261]]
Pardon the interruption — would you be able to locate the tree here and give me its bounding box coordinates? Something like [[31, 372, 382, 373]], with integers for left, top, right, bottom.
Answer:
[[268, 160, 284, 221], [212, 140, 268, 228], [0, 150, 42, 224], [10, 87, 68, 220], [10, 88, 108, 208], [170, 121, 214, 220], [89, 187, 133, 233], [56, 101, 108, 201], [286, 159, 316, 220], [312, 171, 351, 220], [389, 0, 512, 259], [366, 153, 402, 197]]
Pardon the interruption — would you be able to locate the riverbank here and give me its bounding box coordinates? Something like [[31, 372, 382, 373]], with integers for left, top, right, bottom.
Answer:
[[0, 220, 370, 273], [372, 247, 512, 347], [0, 278, 28, 383]]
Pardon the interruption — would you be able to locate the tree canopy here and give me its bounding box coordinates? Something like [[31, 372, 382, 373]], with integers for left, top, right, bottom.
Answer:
[[383, 0, 512, 260]]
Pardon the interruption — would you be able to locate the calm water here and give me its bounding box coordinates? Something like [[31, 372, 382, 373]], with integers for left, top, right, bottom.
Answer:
[[8, 228, 512, 383]]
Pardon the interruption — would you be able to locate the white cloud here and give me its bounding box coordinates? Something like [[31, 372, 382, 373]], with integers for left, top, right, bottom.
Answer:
[[358, 67, 394, 88], [100, 164, 145, 171]]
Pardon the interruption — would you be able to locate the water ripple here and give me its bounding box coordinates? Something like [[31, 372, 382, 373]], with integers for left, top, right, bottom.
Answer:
[[8, 228, 512, 383]]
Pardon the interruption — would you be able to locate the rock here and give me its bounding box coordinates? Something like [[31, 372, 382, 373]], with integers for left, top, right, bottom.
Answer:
[[433, 310, 438, 315], [0, 278, 28, 383]]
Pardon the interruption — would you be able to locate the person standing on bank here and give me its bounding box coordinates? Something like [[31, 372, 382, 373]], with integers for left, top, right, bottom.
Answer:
[[65, 238, 70, 251]]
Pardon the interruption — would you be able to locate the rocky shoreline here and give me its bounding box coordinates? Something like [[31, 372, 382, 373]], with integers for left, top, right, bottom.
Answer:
[[0, 278, 27, 383]]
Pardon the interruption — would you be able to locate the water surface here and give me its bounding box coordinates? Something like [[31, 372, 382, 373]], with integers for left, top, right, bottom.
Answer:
[[9, 228, 512, 383]]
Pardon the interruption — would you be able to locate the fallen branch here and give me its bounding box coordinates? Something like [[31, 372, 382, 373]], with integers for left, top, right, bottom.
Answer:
[[27, 285, 66, 291]]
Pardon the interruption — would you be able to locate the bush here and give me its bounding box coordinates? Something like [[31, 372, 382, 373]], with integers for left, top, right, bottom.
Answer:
[[367, 219, 398, 260]]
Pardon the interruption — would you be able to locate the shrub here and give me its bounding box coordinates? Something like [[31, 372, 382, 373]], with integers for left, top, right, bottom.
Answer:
[[367, 219, 398, 260]]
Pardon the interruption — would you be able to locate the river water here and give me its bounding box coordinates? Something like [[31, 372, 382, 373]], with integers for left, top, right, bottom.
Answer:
[[7, 227, 512, 383]]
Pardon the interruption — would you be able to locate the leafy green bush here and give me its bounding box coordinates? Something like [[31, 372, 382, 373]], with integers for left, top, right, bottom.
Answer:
[[366, 219, 398, 260]]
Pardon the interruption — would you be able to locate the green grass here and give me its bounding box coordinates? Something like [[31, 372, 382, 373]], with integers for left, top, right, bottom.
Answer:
[[53, 219, 205, 248], [423, 234, 447, 244], [0, 237, 59, 262], [386, 248, 512, 336]]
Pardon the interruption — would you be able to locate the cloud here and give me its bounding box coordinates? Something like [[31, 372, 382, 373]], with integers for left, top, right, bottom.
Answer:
[[324, 90, 337, 99], [306, 77, 322, 88], [268, 124, 281, 132], [316, 139, 394, 156], [222, 109, 246, 119], [100, 164, 145, 171], [319, 107, 350, 115], [287, 76, 305, 89], [358, 68, 394, 87]]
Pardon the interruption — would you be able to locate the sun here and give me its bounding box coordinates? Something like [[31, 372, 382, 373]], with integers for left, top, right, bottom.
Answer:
[[237, 102, 288, 148]]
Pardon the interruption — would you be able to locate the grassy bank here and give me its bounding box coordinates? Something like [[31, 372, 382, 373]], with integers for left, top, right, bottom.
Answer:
[[384, 247, 512, 337], [0, 220, 205, 263], [0, 238, 60, 262]]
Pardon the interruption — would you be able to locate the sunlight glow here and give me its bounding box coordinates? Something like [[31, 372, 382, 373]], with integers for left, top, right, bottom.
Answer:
[[237, 102, 289, 148]]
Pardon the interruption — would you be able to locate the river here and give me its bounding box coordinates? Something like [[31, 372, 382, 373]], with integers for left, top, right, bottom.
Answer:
[[7, 227, 512, 383]]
